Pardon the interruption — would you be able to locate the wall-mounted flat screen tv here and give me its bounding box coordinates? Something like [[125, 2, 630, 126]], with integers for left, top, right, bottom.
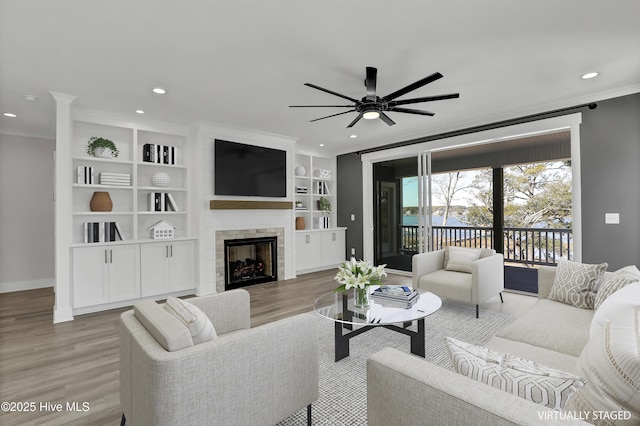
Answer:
[[214, 139, 287, 197]]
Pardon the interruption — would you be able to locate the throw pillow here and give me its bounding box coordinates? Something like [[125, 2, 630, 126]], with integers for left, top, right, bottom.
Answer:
[[548, 260, 607, 309], [565, 306, 640, 424], [593, 265, 640, 310], [590, 281, 640, 339], [165, 297, 217, 344], [444, 246, 482, 273], [446, 336, 585, 410]]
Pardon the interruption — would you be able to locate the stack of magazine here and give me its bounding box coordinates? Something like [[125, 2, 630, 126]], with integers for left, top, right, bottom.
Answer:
[[372, 285, 420, 309]]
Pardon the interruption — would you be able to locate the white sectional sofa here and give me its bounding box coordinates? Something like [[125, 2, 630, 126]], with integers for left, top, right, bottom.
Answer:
[[367, 264, 640, 425]]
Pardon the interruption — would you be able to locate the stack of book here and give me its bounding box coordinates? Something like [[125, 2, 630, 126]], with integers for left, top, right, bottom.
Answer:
[[295, 186, 308, 194], [316, 181, 330, 195], [149, 192, 179, 211], [314, 216, 331, 229], [142, 143, 176, 164], [83, 221, 125, 243], [99, 172, 130, 186], [372, 285, 420, 308], [77, 166, 95, 184]]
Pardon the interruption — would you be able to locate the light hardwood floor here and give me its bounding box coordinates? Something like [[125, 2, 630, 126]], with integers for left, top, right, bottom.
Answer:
[[0, 270, 535, 425]]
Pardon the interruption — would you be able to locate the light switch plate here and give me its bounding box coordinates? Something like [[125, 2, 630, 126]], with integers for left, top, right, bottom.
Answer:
[[605, 213, 620, 224]]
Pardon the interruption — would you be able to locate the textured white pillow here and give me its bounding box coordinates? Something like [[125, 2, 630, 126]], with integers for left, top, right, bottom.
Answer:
[[548, 260, 607, 309], [594, 265, 640, 310], [565, 306, 640, 423], [165, 297, 217, 344], [446, 337, 584, 410], [444, 246, 482, 273], [590, 281, 640, 339]]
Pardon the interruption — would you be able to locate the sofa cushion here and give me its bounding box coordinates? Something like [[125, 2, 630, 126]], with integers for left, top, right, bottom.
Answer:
[[591, 281, 640, 339], [495, 299, 593, 357], [165, 296, 217, 344], [446, 337, 585, 410], [593, 265, 640, 310], [548, 260, 607, 309], [133, 299, 193, 351], [444, 246, 482, 273], [565, 305, 640, 423]]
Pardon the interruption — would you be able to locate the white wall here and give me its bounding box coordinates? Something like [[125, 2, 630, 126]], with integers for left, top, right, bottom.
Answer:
[[0, 134, 55, 292], [192, 121, 298, 295]]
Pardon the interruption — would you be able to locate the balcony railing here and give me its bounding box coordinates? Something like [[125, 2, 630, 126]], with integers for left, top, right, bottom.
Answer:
[[401, 225, 572, 266]]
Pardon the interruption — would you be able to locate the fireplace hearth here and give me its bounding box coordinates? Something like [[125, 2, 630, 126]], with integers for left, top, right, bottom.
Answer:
[[224, 236, 277, 290]]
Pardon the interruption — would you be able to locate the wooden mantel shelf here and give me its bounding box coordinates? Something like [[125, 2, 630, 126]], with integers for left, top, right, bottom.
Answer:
[[209, 200, 293, 210]]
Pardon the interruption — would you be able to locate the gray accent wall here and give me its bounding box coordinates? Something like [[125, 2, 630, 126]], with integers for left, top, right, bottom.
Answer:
[[337, 92, 640, 270], [337, 152, 364, 259], [580, 93, 640, 269]]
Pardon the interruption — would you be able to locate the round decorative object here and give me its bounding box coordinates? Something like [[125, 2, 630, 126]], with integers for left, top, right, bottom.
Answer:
[[295, 216, 306, 230], [295, 165, 306, 177], [93, 147, 115, 159], [151, 172, 171, 187], [90, 191, 113, 212]]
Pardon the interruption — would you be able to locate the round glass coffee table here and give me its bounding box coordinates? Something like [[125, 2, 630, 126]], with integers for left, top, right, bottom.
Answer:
[[314, 287, 442, 361]]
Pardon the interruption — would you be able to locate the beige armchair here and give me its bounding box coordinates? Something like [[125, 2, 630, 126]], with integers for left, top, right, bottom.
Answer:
[[119, 289, 319, 426], [412, 247, 504, 317]]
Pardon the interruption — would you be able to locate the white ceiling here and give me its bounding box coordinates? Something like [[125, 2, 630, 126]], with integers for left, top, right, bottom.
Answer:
[[1, 0, 639, 155]]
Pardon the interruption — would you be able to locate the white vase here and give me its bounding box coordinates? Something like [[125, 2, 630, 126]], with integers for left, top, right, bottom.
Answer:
[[151, 172, 171, 187], [295, 165, 306, 177], [93, 147, 114, 158]]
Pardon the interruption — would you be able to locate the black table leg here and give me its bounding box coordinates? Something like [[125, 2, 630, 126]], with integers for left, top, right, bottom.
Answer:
[[410, 318, 426, 357], [335, 321, 350, 361]]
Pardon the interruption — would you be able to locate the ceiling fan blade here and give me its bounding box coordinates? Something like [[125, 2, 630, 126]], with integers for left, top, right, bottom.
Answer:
[[290, 105, 354, 108], [388, 93, 460, 106], [382, 72, 443, 102], [304, 83, 359, 103], [309, 110, 356, 122], [388, 107, 435, 116], [347, 113, 364, 128], [379, 112, 396, 126], [365, 66, 377, 101]]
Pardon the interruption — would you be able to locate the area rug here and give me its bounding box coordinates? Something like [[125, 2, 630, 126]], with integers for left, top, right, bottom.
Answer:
[[277, 301, 515, 426]]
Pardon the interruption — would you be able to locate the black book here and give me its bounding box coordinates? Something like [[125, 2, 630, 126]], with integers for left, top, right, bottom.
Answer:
[[109, 222, 116, 242], [92, 222, 99, 243]]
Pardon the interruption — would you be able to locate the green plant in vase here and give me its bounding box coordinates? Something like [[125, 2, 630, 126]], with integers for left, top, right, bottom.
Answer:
[[318, 196, 332, 212], [86, 137, 119, 158]]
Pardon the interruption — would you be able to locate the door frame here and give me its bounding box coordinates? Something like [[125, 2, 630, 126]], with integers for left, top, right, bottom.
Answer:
[[361, 113, 583, 266]]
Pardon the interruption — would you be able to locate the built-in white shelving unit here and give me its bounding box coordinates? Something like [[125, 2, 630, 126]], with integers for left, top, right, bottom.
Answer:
[[293, 153, 337, 230]]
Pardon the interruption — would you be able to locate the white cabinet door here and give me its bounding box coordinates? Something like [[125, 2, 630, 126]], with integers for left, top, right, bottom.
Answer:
[[107, 245, 140, 302], [168, 240, 195, 292], [72, 247, 109, 308], [321, 230, 346, 267], [296, 232, 322, 272], [140, 240, 195, 296], [140, 243, 170, 297]]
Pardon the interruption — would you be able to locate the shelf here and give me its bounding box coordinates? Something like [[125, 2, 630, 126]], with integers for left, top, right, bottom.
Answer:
[[138, 186, 187, 192], [73, 156, 134, 165], [137, 211, 187, 215], [137, 162, 187, 169], [73, 211, 133, 216], [73, 184, 133, 190]]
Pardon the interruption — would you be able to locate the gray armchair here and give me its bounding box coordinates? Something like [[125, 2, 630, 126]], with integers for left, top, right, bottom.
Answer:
[[119, 289, 319, 426], [412, 247, 504, 317]]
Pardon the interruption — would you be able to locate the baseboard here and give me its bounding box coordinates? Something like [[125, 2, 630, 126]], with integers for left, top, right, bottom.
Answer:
[[0, 278, 54, 293]]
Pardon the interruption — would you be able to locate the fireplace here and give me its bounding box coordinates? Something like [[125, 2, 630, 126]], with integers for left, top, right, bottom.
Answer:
[[224, 236, 277, 290]]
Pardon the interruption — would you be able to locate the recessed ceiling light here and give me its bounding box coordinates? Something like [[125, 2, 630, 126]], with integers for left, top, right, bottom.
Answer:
[[350, 134, 358, 139], [23, 94, 39, 102], [136, 110, 145, 114], [3, 112, 17, 118], [152, 87, 167, 95], [319, 144, 325, 147], [581, 72, 599, 79]]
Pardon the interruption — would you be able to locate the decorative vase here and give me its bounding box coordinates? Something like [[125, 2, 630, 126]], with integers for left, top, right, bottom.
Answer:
[[354, 286, 370, 308], [151, 172, 171, 187], [93, 147, 115, 159], [90, 191, 113, 212], [295, 165, 306, 177], [295, 216, 305, 230]]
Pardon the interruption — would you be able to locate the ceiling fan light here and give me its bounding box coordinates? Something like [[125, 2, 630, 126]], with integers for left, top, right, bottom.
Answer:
[[363, 110, 380, 120]]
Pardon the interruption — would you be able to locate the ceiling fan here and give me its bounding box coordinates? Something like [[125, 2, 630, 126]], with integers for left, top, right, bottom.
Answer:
[[290, 66, 459, 128]]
